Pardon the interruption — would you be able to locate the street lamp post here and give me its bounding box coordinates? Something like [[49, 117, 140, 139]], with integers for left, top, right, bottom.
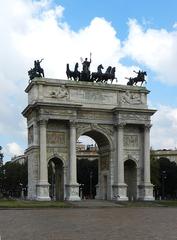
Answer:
[[161, 170, 167, 200], [90, 171, 93, 199]]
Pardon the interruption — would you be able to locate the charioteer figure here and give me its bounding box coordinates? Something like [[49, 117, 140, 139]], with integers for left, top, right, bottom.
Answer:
[[126, 70, 147, 86], [28, 59, 45, 81], [80, 53, 92, 81]]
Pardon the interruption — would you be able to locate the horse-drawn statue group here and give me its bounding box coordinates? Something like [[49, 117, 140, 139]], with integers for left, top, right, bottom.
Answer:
[[66, 62, 117, 84], [66, 53, 117, 84], [28, 55, 147, 86]]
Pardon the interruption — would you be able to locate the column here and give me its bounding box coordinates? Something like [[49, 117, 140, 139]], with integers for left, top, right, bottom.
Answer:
[[69, 122, 77, 184], [117, 123, 124, 184], [66, 121, 80, 201], [139, 124, 154, 201], [113, 123, 128, 201], [36, 120, 50, 201], [144, 124, 151, 184]]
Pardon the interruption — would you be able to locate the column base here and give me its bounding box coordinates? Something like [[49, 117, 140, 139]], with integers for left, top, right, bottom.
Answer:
[[112, 183, 128, 201], [138, 183, 154, 201], [95, 184, 100, 200], [66, 184, 81, 201], [36, 181, 51, 201]]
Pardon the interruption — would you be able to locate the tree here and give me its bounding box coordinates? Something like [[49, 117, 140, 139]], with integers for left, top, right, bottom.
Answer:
[[151, 156, 177, 199], [2, 161, 28, 198]]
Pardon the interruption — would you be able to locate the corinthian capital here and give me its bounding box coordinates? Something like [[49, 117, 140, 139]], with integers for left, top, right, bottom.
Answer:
[[114, 122, 126, 130], [144, 124, 152, 131]]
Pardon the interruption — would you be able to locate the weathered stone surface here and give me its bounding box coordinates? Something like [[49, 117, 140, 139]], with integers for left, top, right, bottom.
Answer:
[[23, 78, 156, 201]]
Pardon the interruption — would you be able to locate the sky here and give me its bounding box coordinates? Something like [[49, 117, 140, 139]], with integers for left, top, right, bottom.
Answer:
[[1, 0, 177, 162]]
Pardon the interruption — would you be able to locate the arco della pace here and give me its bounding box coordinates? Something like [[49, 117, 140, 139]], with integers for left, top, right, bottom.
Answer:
[[22, 76, 156, 201]]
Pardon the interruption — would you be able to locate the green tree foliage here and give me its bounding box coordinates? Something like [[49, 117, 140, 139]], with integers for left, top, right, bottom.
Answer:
[[150, 156, 160, 186], [1, 161, 28, 198], [151, 156, 177, 199]]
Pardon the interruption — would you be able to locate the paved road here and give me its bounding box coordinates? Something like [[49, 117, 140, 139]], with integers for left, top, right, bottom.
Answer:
[[0, 207, 177, 240]]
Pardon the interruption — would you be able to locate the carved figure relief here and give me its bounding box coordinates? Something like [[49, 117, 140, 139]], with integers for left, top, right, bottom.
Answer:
[[49, 85, 69, 99], [120, 90, 142, 105], [124, 135, 139, 148]]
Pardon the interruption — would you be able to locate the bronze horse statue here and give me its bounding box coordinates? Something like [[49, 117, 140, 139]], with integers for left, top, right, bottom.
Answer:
[[108, 67, 117, 84], [28, 59, 45, 81], [126, 70, 147, 86], [101, 66, 117, 83], [66, 63, 80, 81], [91, 64, 104, 82]]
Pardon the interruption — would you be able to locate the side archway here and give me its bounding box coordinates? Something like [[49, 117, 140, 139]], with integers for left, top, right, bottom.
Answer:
[[124, 159, 137, 201], [48, 157, 64, 200]]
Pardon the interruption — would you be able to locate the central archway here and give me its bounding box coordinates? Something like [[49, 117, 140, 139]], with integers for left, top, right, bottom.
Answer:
[[77, 129, 112, 200]]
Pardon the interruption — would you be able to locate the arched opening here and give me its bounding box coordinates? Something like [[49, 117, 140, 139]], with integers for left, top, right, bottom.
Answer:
[[77, 129, 111, 200], [48, 158, 64, 201], [124, 159, 137, 201]]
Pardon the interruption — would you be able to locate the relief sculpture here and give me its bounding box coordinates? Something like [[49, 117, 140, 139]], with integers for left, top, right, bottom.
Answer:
[[120, 90, 142, 105], [50, 85, 69, 99], [124, 135, 139, 148]]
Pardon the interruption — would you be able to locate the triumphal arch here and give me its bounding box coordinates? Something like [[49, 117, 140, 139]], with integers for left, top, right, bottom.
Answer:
[[23, 76, 155, 201]]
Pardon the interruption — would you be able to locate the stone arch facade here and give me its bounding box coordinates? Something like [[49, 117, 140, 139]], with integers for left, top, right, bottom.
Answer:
[[23, 78, 156, 201]]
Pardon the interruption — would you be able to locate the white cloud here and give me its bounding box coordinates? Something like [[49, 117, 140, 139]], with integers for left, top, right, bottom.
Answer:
[[6, 142, 23, 157], [151, 105, 177, 149], [123, 19, 177, 85]]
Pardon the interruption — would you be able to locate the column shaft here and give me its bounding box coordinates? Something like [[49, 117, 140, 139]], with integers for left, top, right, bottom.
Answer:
[[39, 120, 48, 182], [117, 124, 124, 184], [69, 123, 77, 184], [144, 125, 151, 183]]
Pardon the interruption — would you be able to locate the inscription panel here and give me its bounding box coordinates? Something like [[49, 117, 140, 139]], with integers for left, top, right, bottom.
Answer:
[[70, 89, 117, 105], [47, 131, 66, 146]]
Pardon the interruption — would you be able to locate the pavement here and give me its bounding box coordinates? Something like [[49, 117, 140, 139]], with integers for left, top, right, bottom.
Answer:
[[1, 203, 177, 240], [67, 199, 122, 208]]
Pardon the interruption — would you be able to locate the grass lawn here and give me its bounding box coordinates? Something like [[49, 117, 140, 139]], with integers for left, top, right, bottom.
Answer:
[[0, 199, 71, 208], [1, 199, 177, 208]]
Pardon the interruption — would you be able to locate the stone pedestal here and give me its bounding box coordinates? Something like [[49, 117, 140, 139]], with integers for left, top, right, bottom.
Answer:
[[66, 184, 81, 201], [112, 184, 128, 201], [36, 181, 51, 201], [138, 184, 154, 201], [95, 184, 100, 199]]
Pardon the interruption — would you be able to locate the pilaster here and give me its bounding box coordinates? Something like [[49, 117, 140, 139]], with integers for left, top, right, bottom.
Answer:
[[113, 123, 128, 201], [36, 119, 50, 201], [138, 124, 154, 201], [66, 121, 80, 201]]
